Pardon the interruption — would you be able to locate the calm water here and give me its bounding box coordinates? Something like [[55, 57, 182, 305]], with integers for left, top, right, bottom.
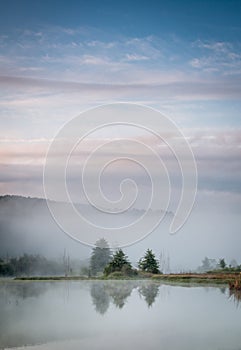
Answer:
[[0, 280, 241, 350]]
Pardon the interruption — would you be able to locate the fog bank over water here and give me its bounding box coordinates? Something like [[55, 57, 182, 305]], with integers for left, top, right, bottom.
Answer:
[[0, 195, 240, 271]]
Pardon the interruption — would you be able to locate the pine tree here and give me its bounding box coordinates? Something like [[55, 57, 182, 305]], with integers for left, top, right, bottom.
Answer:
[[90, 238, 111, 276], [104, 249, 132, 276], [138, 249, 160, 274], [219, 258, 226, 269]]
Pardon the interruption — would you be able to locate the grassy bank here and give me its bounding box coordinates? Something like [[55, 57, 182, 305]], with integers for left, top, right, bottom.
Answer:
[[152, 273, 240, 285], [229, 274, 241, 290], [14, 276, 91, 281], [14, 272, 241, 285]]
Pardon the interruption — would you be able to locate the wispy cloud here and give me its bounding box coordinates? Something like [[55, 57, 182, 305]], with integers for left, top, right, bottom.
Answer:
[[190, 39, 241, 74], [0, 28, 240, 97], [124, 53, 149, 62], [0, 129, 241, 198], [0, 26, 241, 201], [1, 72, 241, 97]]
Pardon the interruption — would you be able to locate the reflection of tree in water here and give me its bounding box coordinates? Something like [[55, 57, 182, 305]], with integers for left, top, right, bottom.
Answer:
[[219, 286, 227, 294], [0, 282, 50, 350], [91, 282, 110, 315], [90, 282, 136, 313], [108, 283, 135, 309], [90, 281, 161, 313], [138, 283, 159, 307], [229, 289, 241, 308], [0, 282, 47, 305]]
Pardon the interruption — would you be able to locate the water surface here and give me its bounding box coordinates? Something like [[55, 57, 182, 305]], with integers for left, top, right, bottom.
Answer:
[[0, 280, 241, 350]]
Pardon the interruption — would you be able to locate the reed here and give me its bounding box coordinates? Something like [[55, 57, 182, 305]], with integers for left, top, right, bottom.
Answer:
[[229, 273, 241, 290]]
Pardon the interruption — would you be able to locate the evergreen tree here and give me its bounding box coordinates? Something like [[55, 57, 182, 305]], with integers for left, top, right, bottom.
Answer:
[[138, 249, 160, 274], [90, 238, 111, 276], [219, 258, 226, 269], [197, 257, 218, 272], [104, 249, 132, 276]]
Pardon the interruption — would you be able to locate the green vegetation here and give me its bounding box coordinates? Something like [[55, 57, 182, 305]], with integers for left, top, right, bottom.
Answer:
[[152, 273, 238, 285], [219, 258, 226, 269], [104, 249, 137, 277], [15, 276, 89, 281], [0, 254, 64, 277], [197, 256, 241, 273], [138, 249, 160, 274], [90, 238, 111, 276], [1, 245, 240, 291]]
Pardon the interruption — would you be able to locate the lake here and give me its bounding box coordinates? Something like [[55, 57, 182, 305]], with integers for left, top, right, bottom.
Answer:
[[0, 280, 241, 350]]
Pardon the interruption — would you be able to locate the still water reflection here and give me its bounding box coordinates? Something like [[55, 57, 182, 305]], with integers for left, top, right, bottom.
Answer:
[[0, 280, 241, 350]]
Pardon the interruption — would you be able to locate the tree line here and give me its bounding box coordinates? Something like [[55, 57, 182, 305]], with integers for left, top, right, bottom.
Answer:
[[0, 254, 65, 276], [197, 256, 241, 273], [2, 239, 239, 277], [90, 238, 160, 277]]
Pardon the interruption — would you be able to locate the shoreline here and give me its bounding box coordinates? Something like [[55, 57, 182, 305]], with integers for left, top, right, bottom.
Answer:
[[10, 272, 240, 286]]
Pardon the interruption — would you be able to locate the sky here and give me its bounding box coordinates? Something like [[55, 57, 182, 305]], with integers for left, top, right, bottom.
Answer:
[[0, 0, 241, 265]]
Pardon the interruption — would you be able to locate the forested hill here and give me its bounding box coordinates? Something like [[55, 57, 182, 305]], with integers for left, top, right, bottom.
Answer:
[[0, 195, 89, 259], [0, 195, 173, 260]]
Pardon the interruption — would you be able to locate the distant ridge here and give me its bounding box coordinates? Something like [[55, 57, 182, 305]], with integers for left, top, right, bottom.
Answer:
[[0, 195, 174, 216]]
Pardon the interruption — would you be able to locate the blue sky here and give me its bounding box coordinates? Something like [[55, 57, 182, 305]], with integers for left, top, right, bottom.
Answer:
[[1, 6, 241, 136], [0, 0, 241, 265], [0, 0, 241, 209], [1, 0, 241, 40]]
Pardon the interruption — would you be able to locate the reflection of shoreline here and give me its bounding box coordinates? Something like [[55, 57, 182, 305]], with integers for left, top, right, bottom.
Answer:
[[0, 280, 163, 349], [1, 281, 241, 349], [0, 280, 164, 313], [229, 289, 241, 308], [90, 281, 161, 314], [0, 281, 48, 304]]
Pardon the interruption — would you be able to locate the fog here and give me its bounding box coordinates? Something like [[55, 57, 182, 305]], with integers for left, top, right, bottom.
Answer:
[[0, 194, 240, 271], [0, 196, 91, 262]]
